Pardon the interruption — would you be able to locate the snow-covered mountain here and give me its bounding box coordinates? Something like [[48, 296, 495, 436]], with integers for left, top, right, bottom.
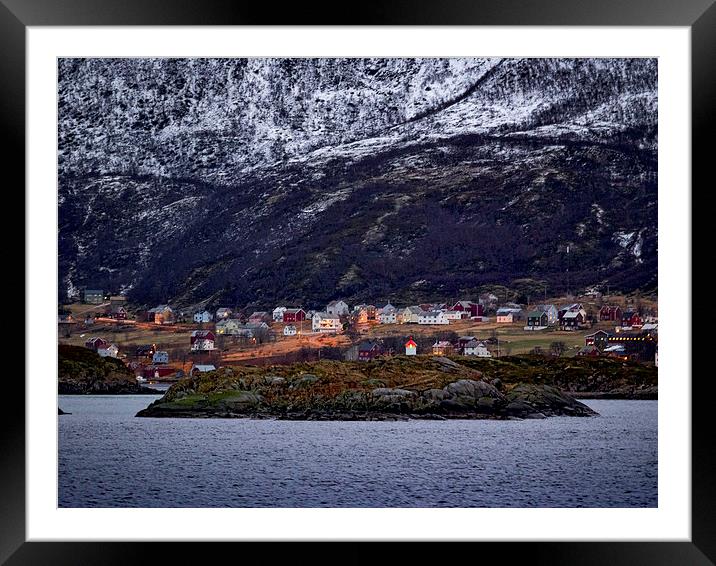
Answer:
[[58, 58, 657, 308]]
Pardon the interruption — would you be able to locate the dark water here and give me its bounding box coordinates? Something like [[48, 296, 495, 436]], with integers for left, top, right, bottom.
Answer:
[[58, 396, 657, 508]]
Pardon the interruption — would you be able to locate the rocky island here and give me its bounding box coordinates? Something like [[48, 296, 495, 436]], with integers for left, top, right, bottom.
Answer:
[[135, 355, 656, 420], [59, 344, 161, 394]]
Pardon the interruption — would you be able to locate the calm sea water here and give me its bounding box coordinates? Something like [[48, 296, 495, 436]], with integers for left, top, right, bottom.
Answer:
[[58, 395, 657, 508]]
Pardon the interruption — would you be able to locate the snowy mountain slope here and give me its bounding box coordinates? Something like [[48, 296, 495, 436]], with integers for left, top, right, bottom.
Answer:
[[58, 58, 657, 307]]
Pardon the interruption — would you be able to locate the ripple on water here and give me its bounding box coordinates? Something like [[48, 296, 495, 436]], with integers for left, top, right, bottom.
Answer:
[[58, 396, 657, 508]]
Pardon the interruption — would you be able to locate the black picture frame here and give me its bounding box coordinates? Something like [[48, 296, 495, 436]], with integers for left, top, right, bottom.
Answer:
[[4, 0, 712, 563]]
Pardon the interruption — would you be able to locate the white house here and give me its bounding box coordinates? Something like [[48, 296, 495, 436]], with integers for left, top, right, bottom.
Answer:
[[273, 306, 287, 321], [418, 311, 449, 325], [535, 304, 559, 325], [216, 307, 233, 320], [152, 350, 169, 364], [97, 343, 119, 358], [215, 319, 243, 335], [193, 310, 213, 323], [443, 309, 464, 321], [191, 330, 216, 351], [326, 300, 350, 317], [283, 324, 297, 336], [312, 312, 342, 333], [379, 310, 397, 324], [400, 306, 424, 324], [463, 340, 492, 357]]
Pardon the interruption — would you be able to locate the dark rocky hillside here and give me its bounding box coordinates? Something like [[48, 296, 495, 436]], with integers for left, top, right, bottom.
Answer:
[[58, 58, 657, 308]]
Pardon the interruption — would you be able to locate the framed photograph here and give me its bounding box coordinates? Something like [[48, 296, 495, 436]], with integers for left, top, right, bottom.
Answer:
[[7, 0, 712, 563]]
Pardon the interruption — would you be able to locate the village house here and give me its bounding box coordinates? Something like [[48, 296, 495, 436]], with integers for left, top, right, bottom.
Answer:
[[432, 341, 454, 355], [109, 295, 127, 308], [97, 343, 119, 358], [135, 344, 156, 358], [193, 310, 213, 323], [496, 307, 523, 323], [463, 340, 491, 357], [405, 338, 417, 356], [524, 310, 549, 330], [535, 304, 559, 325], [152, 350, 169, 364], [607, 330, 656, 361], [85, 337, 108, 351], [621, 310, 643, 329], [190, 364, 216, 376], [378, 305, 398, 324], [456, 336, 476, 353], [148, 305, 175, 325], [215, 318, 242, 335], [358, 341, 384, 361], [600, 305, 623, 321], [585, 330, 610, 350], [352, 304, 376, 324], [452, 300, 484, 318], [560, 309, 587, 330], [283, 324, 297, 336], [216, 307, 233, 320], [109, 306, 128, 320], [282, 308, 306, 323], [272, 306, 287, 321], [326, 300, 350, 317], [418, 310, 449, 325], [558, 303, 584, 320], [400, 306, 424, 324], [577, 345, 601, 357], [82, 289, 104, 304], [139, 365, 175, 379], [312, 311, 342, 333], [191, 330, 216, 351], [248, 311, 271, 324], [443, 309, 466, 321]]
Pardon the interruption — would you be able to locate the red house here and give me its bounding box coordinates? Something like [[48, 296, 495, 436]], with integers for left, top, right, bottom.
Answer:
[[621, 311, 643, 328], [282, 308, 306, 323], [85, 337, 108, 351], [599, 305, 622, 321], [139, 366, 176, 379], [452, 301, 484, 317], [358, 341, 384, 361]]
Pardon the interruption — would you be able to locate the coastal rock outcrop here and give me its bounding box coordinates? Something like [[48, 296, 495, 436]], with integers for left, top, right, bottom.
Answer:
[[136, 356, 601, 420]]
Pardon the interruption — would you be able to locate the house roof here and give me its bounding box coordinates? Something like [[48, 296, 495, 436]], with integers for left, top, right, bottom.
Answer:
[[527, 310, 546, 318], [432, 341, 452, 347], [191, 330, 215, 338], [421, 310, 443, 317], [464, 340, 484, 348], [563, 311, 582, 319], [358, 341, 380, 351], [284, 308, 305, 314], [192, 364, 216, 372], [405, 338, 417, 347], [496, 307, 521, 315], [314, 311, 340, 320], [404, 306, 424, 314]]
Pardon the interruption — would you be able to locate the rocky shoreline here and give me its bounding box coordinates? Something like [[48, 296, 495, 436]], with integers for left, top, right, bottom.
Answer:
[[135, 356, 612, 420], [59, 344, 162, 395]]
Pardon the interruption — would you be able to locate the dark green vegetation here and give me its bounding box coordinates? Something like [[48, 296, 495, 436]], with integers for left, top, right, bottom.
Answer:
[[58, 344, 159, 394], [136, 355, 655, 420], [58, 59, 657, 308]]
